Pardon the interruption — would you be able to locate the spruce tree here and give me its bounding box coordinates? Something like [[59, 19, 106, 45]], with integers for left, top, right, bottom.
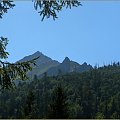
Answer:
[[24, 90, 35, 118], [48, 84, 69, 119]]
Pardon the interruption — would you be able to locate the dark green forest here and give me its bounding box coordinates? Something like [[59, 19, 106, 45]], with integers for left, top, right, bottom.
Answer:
[[1, 1, 119, 119], [0, 62, 120, 119]]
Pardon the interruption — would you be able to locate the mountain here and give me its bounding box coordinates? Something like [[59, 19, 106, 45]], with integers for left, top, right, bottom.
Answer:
[[18, 51, 60, 78], [17, 51, 93, 79], [45, 57, 92, 76]]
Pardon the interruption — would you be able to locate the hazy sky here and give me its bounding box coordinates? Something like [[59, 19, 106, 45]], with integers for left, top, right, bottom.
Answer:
[[1, 1, 120, 66]]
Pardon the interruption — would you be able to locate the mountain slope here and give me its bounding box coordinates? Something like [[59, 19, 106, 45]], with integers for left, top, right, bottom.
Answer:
[[45, 57, 92, 76], [17, 51, 92, 79], [18, 51, 60, 78]]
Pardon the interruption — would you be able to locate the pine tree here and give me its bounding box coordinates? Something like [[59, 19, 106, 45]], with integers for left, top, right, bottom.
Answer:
[[48, 84, 69, 119], [24, 90, 35, 119], [42, 72, 49, 118]]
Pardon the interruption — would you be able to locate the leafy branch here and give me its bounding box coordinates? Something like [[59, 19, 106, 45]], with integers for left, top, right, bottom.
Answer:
[[0, 0, 15, 18], [0, 37, 39, 89], [34, 0, 81, 20], [0, 0, 81, 20]]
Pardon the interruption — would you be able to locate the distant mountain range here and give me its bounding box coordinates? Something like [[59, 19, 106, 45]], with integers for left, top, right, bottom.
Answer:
[[18, 51, 93, 79]]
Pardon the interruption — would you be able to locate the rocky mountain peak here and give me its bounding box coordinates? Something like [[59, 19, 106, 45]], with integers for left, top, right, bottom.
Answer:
[[17, 52, 93, 78], [32, 51, 44, 57], [62, 57, 70, 64], [82, 62, 87, 65]]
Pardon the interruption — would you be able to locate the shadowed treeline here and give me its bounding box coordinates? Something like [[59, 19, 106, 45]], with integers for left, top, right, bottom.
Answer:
[[0, 62, 120, 118]]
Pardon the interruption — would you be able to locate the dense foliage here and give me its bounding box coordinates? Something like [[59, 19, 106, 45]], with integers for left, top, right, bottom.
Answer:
[[0, 62, 120, 118]]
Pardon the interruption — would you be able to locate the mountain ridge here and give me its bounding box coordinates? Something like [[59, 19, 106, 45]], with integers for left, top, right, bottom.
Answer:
[[17, 51, 93, 79]]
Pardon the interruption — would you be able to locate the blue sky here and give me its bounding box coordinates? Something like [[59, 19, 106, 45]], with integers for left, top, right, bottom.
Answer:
[[1, 1, 120, 66]]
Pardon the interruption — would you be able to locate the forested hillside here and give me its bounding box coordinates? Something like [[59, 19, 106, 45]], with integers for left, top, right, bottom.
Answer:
[[0, 62, 120, 118]]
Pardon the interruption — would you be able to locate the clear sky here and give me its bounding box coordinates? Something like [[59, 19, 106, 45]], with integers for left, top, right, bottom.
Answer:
[[1, 1, 120, 66]]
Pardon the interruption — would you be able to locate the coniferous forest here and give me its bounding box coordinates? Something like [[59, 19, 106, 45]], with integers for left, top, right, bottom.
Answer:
[[0, 62, 120, 119], [1, 1, 120, 119]]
